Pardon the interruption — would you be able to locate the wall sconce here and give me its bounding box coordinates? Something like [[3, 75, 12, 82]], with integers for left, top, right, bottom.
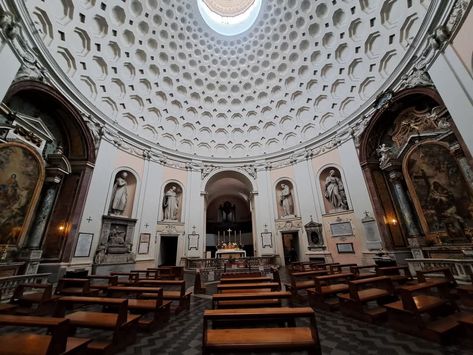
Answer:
[[384, 216, 398, 226]]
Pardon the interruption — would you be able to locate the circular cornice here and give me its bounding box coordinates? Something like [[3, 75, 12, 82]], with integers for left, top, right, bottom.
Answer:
[[1, 0, 468, 168]]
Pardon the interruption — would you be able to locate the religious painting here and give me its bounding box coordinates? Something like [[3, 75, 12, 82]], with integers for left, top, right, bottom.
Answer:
[[405, 142, 473, 243], [0, 143, 44, 245]]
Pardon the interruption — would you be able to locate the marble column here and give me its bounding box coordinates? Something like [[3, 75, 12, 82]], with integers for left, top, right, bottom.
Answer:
[[450, 143, 473, 196], [388, 171, 420, 237], [26, 181, 61, 249]]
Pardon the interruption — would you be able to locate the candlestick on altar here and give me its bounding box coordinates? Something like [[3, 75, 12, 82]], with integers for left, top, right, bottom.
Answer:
[[239, 230, 242, 244], [218, 231, 220, 244]]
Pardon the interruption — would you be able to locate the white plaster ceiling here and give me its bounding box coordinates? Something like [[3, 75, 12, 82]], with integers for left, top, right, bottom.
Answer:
[[24, 0, 432, 160]]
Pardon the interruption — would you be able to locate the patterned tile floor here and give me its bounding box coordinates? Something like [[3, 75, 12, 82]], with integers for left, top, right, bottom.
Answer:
[[119, 295, 472, 355]]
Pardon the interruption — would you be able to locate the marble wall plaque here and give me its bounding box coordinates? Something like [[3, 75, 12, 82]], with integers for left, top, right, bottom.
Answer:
[[330, 221, 353, 237]]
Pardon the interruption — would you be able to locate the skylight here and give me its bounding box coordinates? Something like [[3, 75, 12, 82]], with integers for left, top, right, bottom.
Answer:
[[197, 0, 262, 36]]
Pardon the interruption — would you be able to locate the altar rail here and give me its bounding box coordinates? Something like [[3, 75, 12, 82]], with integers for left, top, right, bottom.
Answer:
[[406, 258, 473, 282], [181, 256, 277, 270], [0, 273, 51, 301]]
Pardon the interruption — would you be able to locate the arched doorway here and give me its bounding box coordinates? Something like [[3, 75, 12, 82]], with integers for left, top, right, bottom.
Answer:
[[204, 170, 255, 258]]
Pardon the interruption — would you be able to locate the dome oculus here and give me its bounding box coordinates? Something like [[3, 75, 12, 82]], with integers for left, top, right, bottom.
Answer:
[[197, 0, 262, 36]]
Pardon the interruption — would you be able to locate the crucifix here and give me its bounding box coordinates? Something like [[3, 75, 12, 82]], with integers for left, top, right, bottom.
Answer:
[[227, 228, 232, 242], [192, 225, 197, 234], [144, 223, 149, 229], [86, 217, 92, 223]]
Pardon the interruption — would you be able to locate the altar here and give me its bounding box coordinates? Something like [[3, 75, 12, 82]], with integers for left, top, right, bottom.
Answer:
[[215, 249, 246, 259]]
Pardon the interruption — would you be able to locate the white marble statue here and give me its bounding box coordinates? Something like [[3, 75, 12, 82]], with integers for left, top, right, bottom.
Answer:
[[109, 171, 128, 215], [324, 169, 348, 211], [280, 183, 294, 217], [163, 186, 179, 220]]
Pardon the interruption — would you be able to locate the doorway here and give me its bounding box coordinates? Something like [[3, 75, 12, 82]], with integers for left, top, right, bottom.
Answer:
[[282, 232, 299, 265], [160, 236, 178, 266]]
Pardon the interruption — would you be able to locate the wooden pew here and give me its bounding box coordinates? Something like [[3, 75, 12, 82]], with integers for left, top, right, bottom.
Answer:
[[457, 274, 473, 307], [88, 276, 118, 294], [329, 264, 357, 274], [202, 307, 321, 355], [9, 283, 59, 316], [385, 281, 462, 342], [376, 266, 413, 285], [136, 279, 191, 314], [55, 296, 141, 354], [220, 276, 272, 284], [284, 269, 329, 301], [0, 314, 90, 355], [55, 278, 99, 296], [350, 265, 377, 279], [110, 272, 138, 286], [212, 291, 291, 309], [338, 276, 396, 322], [147, 266, 184, 280], [307, 273, 353, 311], [106, 286, 171, 330], [217, 282, 280, 293]]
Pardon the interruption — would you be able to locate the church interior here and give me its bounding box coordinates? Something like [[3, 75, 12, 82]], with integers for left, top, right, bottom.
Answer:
[[0, 0, 473, 354]]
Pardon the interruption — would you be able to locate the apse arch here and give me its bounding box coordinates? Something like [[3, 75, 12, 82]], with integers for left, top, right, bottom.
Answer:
[[203, 169, 257, 257]]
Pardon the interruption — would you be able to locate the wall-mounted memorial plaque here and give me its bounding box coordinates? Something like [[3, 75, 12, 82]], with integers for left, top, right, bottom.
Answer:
[[138, 233, 150, 254], [188, 233, 199, 250], [330, 220, 353, 237], [336, 242, 354, 254], [74, 233, 93, 257], [261, 232, 272, 248]]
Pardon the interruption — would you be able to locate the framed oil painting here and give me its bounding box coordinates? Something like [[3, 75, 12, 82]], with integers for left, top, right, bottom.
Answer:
[[0, 142, 44, 246]]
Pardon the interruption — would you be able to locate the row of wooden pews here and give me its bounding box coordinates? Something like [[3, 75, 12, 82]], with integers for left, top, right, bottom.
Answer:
[[0, 266, 191, 355], [202, 271, 322, 354], [297, 263, 473, 344]]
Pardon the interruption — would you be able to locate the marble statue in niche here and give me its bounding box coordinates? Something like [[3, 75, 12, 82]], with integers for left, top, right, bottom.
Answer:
[[324, 169, 349, 212], [163, 185, 179, 220], [109, 171, 128, 216], [279, 183, 294, 217]]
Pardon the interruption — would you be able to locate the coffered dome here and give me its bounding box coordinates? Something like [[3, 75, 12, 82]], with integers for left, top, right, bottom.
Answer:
[[22, 0, 434, 160]]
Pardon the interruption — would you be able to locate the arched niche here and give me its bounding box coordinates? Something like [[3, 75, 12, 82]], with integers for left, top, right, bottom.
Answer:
[[4, 80, 95, 262], [161, 182, 184, 222], [358, 87, 473, 250], [108, 169, 138, 219], [275, 179, 296, 219], [0, 142, 45, 246], [319, 167, 349, 214]]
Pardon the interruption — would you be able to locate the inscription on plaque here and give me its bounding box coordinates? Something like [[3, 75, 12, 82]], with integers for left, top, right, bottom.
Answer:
[[330, 221, 353, 237]]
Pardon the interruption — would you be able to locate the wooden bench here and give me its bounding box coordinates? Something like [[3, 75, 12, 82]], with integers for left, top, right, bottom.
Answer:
[[284, 269, 329, 301], [329, 264, 357, 274], [457, 274, 473, 307], [307, 272, 353, 311], [0, 314, 90, 355], [137, 279, 191, 314], [220, 276, 272, 284], [9, 283, 59, 315], [55, 278, 99, 296], [55, 296, 141, 354], [106, 286, 171, 330], [110, 272, 138, 286], [376, 266, 413, 285], [338, 276, 396, 322], [202, 307, 321, 355], [147, 266, 184, 280], [350, 265, 377, 279], [385, 281, 462, 342], [88, 276, 118, 294], [416, 268, 457, 300], [212, 291, 291, 309], [217, 282, 280, 293]]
